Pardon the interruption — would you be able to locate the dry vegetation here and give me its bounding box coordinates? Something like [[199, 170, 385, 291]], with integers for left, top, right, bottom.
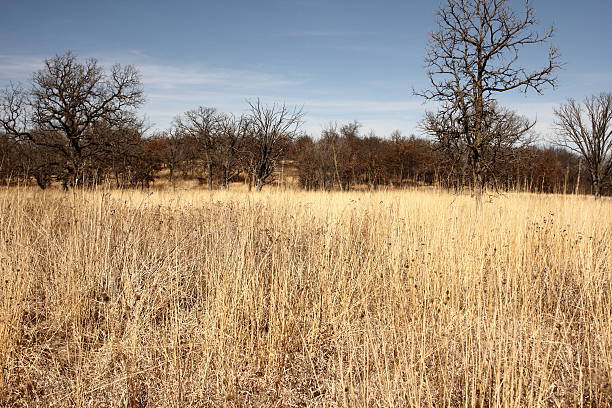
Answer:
[[0, 186, 610, 407]]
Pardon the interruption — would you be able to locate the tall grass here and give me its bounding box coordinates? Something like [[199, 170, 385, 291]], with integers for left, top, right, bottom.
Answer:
[[0, 187, 610, 407]]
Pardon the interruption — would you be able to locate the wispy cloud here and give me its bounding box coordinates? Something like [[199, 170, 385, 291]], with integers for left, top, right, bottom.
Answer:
[[132, 59, 310, 129], [294, 98, 424, 114], [288, 30, 376, 38], [0, 55, 43, 82], [106, 53, 426, 133], [496, 96, 562, 140], [139, 63, 303, 91], [284, 98, 430, 137]]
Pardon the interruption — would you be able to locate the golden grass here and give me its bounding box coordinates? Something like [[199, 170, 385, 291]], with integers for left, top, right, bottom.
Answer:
[[0, 187, 610, 407]]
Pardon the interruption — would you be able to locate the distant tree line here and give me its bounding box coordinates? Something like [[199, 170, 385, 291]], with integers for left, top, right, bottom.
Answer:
[[0, 50, 610, 196], [0, 114, 603, 196], [290, 122, 599, 195]]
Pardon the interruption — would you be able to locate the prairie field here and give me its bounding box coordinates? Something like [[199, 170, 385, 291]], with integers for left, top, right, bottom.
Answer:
[[0, 187, 610, 407]]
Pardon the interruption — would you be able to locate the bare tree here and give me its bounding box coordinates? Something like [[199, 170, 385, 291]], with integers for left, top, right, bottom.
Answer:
[[416, 0, 560, 197], [0, 51, 144, 188], [174, 107, 222, 190], [217, 113, 249, 189], [244, 99, 303, 191], [423, 102, 534, 192], [151, 128, 189, 189], [554, 93, 612, 198], [320, 123, 348, 191], [94, 120, 156, 188]]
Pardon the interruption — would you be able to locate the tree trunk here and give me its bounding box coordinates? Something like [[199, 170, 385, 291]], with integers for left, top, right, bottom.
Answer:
[[472, 158, 484, 210], [34, 173, 48, 190], [222, 166, 229, 189], [206, 160, 213, 191], [575, 158, 582, 195], [332, 145, 342, 191], [592, 174, 601, 199]]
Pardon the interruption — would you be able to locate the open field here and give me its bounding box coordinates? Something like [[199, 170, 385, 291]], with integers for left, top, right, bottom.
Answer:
[[0, 187, 610, 407]]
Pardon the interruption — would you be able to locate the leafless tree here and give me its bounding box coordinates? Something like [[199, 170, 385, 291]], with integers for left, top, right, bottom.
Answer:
[[320, 121, 363, 191], [554, 93, 612, 198], [152, 128, 189, 189], [174, 106, 223, 190], [217, 113, 249, 189], [320, 123, 348, 190], [416, 0, 560, 197], [244, 99, 303, 190], [93, 120, 156, 188], [422, 102, 534, 192], [0, 51, 144, 188]]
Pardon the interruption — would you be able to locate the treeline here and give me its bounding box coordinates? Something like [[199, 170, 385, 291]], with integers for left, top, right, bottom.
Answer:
[[291, 123, 592, 194], [0, 118, 597, 195]]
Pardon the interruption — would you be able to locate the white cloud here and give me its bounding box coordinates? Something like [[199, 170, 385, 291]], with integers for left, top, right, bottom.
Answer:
[[139, 63, 303, 91], [0, 55, 43, 82], [497, 98, 561, 142], [109, 54, 427, 134]]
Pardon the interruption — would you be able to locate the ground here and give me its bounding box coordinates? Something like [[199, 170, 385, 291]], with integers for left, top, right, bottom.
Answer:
[[0, 187, 610, 407]]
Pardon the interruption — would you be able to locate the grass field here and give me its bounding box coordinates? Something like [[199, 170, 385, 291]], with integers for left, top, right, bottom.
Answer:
[[0, 187, 610, 407]]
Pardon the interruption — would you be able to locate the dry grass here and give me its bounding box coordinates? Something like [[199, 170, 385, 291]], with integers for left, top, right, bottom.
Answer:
[[0, 187, 610, 407]]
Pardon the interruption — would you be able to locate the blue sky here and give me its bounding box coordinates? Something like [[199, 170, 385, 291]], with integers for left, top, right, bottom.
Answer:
[[1, 0, 611, 140]]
